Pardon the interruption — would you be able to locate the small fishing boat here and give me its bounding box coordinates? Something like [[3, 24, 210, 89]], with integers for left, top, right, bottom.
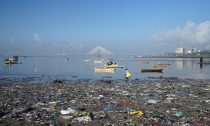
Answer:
[[139, 61, 149, 64], [94, 68, 114, 73], [94, 60, 102, 63], [104, 64, 124, 68], [4, 56, 21, 64], [84, 59, 90, 62], [152, 65, 168, 69], [65, 57, 69, 61], [151, 63, 171, 69], [158, 63, 171, 66], [141, 69, 163, 73]]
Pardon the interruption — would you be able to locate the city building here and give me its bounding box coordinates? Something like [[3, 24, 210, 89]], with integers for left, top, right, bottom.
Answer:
[[175, 47, 185, 54], [187, 47, 200, 54]]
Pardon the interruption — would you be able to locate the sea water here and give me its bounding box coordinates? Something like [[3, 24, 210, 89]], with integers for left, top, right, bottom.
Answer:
[[1, 56, 210, 80]]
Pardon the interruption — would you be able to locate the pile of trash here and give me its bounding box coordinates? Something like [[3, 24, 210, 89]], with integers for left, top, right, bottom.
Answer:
[[0, 78, 210, 125]]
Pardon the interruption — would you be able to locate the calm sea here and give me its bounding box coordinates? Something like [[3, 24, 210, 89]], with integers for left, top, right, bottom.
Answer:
[[1, 56, 210, 80]]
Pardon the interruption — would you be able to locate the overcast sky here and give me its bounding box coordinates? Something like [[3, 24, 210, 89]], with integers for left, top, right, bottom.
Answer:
[[1, 0, 210, 56]]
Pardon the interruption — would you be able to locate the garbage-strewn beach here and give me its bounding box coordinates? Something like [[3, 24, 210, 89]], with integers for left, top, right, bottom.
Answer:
[[0, 77, 210, 126]]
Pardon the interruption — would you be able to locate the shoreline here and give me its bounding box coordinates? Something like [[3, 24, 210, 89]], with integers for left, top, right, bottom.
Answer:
[[1, 74, 210, 82], [0, 78, 210, 125]]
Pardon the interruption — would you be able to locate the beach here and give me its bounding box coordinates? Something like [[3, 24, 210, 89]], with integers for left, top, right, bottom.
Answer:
[[0, 77, 210, 125]]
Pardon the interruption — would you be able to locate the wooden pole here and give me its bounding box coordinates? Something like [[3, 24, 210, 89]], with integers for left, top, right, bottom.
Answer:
[[200, 57, 203, 63]]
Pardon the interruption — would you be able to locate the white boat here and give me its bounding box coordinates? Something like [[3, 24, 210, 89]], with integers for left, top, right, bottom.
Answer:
[[4, 56, 21, 64], [94, 60, 102, 63], [94, 59, 103, 63], [84, 59, 90, 62]]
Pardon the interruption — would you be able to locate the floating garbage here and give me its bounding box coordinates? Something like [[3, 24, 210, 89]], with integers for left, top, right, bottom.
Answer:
[[49, 101, 58, 105], [97, 95, 104, 99], [164, 97, 174, 103], [147, 99, 158, 104], [61, 108, 76, 115], [126, 108, 135, 113], [60, 115, 73, 120], [128, 111, 144, 116], [181, 123, 190, 126], [175, 111, 184, 117], [0, 78, 210, 125], [72, 116, 92, 123], [100, 106, 112, 112], [205, 99, 210, 103], [48, 114, 56, 120]]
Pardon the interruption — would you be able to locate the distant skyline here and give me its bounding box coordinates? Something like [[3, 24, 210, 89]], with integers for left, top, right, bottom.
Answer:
[[1, 0, 210, 55]]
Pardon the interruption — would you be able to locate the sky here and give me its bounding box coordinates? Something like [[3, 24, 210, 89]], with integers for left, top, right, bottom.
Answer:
[[1, 0, 210, 56]]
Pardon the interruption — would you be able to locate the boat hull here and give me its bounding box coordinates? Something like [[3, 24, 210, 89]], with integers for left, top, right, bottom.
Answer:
[[141, 69, 163, 73], [95, 68, 114, 73], [104, 64, 124, 68]]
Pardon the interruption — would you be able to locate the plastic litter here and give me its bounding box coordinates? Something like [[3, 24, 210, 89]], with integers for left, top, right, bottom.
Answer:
[[175, 111, 184, 117], [128, 111, 144, 116], [97, 95, 104, 99], [100, 106, 112, 112], [48, 114, 56, 120], [61, 108, 76, 115], [147, 99, 158, 104], [1, 78, 210, 125], [60, 115, 73, 120], [126, 108, 135, 113], [181, 123, 190, 126], [72, 116, 92, 123]]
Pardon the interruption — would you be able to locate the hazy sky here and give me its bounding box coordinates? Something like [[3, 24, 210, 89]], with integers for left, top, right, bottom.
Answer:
[[1, 0, 210, 55]]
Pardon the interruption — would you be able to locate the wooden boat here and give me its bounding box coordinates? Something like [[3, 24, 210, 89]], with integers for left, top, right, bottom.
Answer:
[[158, 63, 171, 66], [139, 61, 149, 64], [151, 63, 171, 69], [94, 68, 114, 73], [152, 65, 168, 69], [141, 69, 163, 73]]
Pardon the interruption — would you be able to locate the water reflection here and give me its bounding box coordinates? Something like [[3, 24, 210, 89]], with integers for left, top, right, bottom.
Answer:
[[188, 60, 194, 70], [5, 64, 12, 71], [200, 63, 203, 69], [175, 59, 184, 70]]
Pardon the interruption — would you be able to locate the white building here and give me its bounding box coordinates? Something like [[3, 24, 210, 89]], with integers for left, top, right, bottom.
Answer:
[[187, 47, 200, 54], [175, 47, 185, 54]]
